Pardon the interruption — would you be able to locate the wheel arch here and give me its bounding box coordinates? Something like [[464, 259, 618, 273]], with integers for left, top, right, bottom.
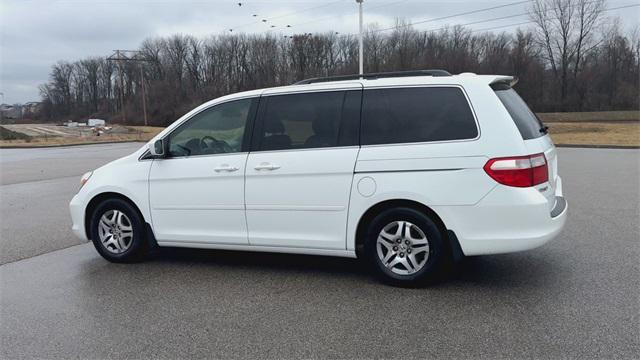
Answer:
[[84, 192, 147, 241], [354, 199, 455, 259]]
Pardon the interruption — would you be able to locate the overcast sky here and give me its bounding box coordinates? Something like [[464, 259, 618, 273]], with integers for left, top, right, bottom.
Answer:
[[1, 0, 638, 104]]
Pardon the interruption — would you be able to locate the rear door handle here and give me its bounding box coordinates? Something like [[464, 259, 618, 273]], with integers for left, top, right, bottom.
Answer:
[[254, 162, 280, 171], [214, 164, 239, 172]]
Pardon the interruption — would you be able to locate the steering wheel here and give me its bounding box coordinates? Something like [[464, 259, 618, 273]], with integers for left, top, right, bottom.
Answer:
[[200, 136, 233, 153]]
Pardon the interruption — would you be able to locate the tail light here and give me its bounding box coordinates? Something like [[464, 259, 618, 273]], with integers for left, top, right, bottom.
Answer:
[[483, 153, 548, 188]]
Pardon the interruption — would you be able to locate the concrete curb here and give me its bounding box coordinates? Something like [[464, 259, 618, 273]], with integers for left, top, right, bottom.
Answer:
[[555, 144, 640, 149]]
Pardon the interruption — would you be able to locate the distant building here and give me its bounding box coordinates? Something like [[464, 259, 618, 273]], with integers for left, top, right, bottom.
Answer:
[[87, 119, 106, 127], [0, 104, 22, 119], [0, 102, 41, 120]]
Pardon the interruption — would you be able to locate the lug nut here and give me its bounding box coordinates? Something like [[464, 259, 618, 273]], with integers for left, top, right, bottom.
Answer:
[[405, 240, 410, 245], [393, 246, 398, 251], [396, 239, 402, 243], [399, 253, 405, 258], [407, 249, 412, 254]]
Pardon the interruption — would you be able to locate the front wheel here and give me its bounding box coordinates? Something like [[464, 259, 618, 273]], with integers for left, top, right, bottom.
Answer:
[[89, 198, 148, 263], [363, 207, 448, 287]]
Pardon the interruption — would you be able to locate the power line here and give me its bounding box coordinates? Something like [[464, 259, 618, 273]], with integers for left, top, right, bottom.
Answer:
[[368, 1, 634, 36], [471, 21, 533, 33], [371, 0, 532, 33], [469, 3, 640, 33]]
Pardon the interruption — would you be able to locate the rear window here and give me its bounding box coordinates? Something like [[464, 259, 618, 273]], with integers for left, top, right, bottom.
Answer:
[[492, 84, 544, 140], [361, 87, 478, 146]]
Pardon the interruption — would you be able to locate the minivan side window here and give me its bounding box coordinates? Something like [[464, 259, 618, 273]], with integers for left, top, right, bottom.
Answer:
[[254, 90, 360, 151], [167, 98, 254, 157], [361, 87, 478, 145]]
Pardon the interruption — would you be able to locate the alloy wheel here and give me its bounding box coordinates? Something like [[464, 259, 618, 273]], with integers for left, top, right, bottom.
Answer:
[[98, 210, 134, 254], [376, 220, 430, 275]]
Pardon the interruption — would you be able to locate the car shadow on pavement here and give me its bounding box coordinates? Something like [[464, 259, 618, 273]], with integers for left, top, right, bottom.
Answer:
[[145, 246, 561, 288], [150, 246, 370, 277]]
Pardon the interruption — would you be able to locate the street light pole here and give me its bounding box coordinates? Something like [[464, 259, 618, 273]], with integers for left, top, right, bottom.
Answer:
[[356, 0, 364, 75], [0, 92, 4, 123]]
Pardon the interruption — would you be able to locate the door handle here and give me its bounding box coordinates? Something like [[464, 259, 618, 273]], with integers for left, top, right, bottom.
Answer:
[[214, 164, 239, 172], [254, 162, 280, 171]]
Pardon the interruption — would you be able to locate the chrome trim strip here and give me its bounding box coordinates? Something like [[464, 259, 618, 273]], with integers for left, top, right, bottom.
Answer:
[[355, 168, 462, 174], [153, 205, 245, 211], [245, 205, 345, 211]]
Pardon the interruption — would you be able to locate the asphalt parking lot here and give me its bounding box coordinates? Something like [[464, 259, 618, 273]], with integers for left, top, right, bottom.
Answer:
[[0, 143, 142, 264], [1, 145, 638, 358]]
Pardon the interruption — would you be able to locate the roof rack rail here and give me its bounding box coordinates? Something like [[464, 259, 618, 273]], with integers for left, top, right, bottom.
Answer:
[[294, 69, 452, 85]]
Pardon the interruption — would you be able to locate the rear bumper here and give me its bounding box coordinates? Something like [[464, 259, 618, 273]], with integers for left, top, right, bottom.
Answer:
[[69, 194, 88, 242], [436, 177, 568, 256]]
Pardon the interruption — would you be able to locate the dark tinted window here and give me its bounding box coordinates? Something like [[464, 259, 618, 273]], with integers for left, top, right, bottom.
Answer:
[[492, 85, 544, 140], [361, 87, 477, 145], [168, 98, 253, 157], [255, 91, 359, 151]]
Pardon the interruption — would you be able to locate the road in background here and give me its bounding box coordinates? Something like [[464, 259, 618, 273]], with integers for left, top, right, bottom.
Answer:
[[1, 147, 639, 358], [0, 143, 142, 264]]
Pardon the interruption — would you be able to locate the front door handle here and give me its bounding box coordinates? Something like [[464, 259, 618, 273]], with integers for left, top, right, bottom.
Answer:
[[214, 164, 239, 172], [254, 162, 281, 171]]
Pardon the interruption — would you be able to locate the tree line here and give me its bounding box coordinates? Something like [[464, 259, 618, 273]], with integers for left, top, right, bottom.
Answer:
[[38, 0, 639, 126]]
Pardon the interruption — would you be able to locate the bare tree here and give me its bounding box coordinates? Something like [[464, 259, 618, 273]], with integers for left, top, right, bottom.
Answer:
[[38, 14, 639, 125], [530, 0, 606, 107]]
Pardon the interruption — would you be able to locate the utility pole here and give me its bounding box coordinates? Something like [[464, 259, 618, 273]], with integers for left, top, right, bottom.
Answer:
[[139, 63, 148, 126], [356, 0, 364, 75], [107, 50, 150, 126]]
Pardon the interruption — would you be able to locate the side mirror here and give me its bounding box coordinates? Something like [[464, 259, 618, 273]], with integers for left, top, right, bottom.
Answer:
[[149, 139, 166, 158]]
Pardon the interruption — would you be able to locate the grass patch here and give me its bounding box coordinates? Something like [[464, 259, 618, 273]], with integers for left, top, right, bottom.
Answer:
[[0, 126, 32, 141], [0, 126, 164, 148], [538, 111, 639, 123], [548, 122, 640, 147]]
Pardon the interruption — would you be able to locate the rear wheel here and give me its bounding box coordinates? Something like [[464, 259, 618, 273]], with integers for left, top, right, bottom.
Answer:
[[363, 207, 448, 287], [89, 198, 148, 262]]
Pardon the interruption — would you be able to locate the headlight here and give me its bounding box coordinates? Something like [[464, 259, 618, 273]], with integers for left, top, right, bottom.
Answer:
[[80, 171, 93, 189]]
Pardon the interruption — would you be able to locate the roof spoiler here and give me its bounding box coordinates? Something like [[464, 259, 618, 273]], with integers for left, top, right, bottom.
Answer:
[[489, 76, 519, 88]]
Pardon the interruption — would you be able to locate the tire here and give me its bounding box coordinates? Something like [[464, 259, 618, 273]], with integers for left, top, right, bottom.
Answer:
[[363, 207, 448, 287], [89, 198, 148, 263]]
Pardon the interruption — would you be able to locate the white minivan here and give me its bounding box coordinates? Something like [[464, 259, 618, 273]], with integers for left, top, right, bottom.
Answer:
[[70, 70, 567, 286]]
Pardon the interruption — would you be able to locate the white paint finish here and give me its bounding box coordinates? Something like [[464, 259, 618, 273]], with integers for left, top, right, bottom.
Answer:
[[245, 147, 359, 249], [148, 154, 249, 244], [345, 168, 497, 251], [69, 152, 152, 241], [432, 176, 567, 255], [355, 154, 488, 172]]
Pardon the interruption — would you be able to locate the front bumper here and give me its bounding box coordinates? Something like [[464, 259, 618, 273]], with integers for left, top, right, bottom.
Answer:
[[69, 194, 88, 242]]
